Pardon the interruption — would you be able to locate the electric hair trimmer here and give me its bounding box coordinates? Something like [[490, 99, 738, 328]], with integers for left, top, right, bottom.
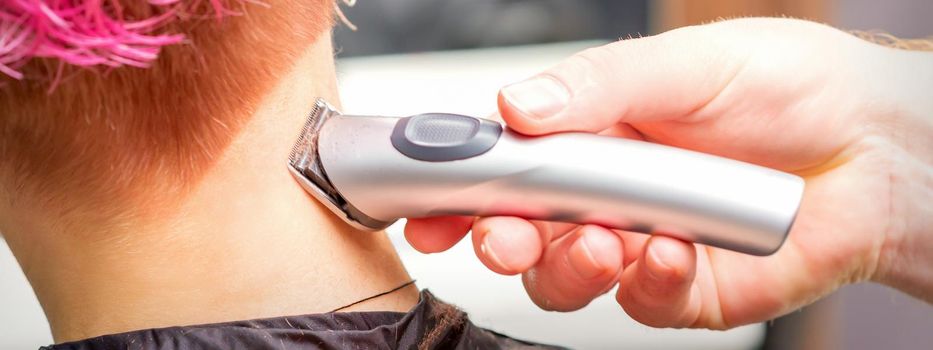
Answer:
[[288, 99, 804, 256]]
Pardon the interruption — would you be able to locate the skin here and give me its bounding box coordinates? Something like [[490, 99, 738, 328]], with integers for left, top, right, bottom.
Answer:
[[406, 18, 932, 329], [0, 35, 419, 343]]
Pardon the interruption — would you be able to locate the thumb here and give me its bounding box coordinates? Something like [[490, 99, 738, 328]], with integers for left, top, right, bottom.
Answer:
[[498, 27, 746, 135]]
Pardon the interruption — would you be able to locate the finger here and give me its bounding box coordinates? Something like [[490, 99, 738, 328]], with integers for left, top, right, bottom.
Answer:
[[522, 225, 624, 311], [471, 217, 546, 275], [404, 216, 473, 253], [528, 220, 578, 242], [498, 26, 745, 135], [616, 235, 701, 328], [598, 123, 646, 140], [616, 230, 649, 267]]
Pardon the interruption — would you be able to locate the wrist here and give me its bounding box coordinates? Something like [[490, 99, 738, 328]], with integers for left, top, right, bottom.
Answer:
[[873, 147, 933, 301], [869, 48, 933, 301]]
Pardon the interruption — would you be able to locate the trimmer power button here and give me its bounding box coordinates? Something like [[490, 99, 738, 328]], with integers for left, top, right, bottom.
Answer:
[[391, 113, 503, 161]]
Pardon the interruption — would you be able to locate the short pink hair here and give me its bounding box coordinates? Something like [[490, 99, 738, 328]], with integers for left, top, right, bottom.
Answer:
[[0, 0, 250, 80]]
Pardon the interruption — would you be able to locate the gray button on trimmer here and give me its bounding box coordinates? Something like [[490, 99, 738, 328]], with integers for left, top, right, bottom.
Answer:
[[391, 113, 503, 161]]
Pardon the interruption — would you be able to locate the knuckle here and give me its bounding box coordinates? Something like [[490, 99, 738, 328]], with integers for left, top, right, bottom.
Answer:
[[522, 270, 592, 312], [618, 300, 677, 328], [544, 46, 610, 83]]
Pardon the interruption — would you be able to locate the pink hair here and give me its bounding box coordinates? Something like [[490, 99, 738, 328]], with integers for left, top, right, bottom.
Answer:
[[0, 1, 249, 80]]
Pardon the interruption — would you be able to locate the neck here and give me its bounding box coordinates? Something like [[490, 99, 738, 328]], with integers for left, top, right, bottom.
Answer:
[[2, 37, 417, 343]]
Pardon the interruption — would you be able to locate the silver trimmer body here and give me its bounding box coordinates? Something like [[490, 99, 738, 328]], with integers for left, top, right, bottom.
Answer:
[[289, 99, 804, 256]]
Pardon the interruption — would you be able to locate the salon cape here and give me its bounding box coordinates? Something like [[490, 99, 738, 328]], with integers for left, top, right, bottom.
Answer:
[[40, 290, 562, 350]]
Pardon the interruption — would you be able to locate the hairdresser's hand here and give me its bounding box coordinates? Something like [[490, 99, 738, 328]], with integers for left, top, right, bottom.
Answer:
[[405, 18, 932, 328]]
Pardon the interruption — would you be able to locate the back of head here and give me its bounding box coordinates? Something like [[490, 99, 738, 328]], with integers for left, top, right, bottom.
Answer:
[[0, 1, 335, 229]]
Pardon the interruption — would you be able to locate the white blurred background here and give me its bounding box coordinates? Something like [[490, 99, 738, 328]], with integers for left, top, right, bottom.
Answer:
[[3, 0, 932, 348]]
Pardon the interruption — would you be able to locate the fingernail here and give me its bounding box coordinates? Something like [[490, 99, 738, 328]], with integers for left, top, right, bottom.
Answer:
[[481, 231, 511, 272], [646, 237, 678, 281], [568, 230, 621, 280], [500, 77, 570, 120]]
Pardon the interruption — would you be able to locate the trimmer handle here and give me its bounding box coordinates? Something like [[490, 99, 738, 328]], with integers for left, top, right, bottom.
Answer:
[[318, 113, 804, 256]]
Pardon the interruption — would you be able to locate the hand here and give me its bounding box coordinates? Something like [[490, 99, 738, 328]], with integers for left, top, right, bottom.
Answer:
[[405, 18, 933, 328]]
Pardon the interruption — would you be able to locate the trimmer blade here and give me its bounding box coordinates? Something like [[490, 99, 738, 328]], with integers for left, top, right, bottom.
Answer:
[[288, 99, 337, 172], [287, 98, 394, 231]]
